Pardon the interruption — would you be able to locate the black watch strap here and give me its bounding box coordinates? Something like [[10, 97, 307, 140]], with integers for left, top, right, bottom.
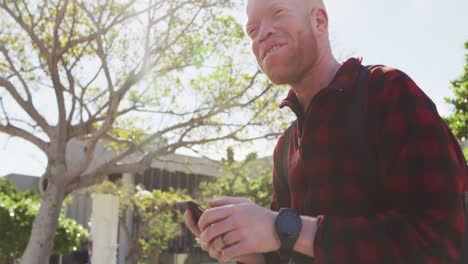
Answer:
[[279, 249, 293, 263], [275, 208, 302, 263]]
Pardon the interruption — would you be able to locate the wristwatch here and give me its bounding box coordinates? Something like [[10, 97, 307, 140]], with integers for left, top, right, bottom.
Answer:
[[275, 208, 302, 261]]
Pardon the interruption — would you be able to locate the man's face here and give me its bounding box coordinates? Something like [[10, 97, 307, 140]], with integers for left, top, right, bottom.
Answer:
[[246, 0, 319, 85]]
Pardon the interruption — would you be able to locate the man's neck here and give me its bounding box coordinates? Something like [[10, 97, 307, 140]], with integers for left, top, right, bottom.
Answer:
[[290, 54, 341, 112]]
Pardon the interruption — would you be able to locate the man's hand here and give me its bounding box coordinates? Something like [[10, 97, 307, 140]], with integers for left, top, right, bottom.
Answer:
[[183, 197, 267, 263], [197, 197, 280, 263]]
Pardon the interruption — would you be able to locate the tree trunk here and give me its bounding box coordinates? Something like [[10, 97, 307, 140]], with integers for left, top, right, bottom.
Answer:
[[151, 250, 160, 264], [19, 179, 65, 264], [127, 241, 141, 264]]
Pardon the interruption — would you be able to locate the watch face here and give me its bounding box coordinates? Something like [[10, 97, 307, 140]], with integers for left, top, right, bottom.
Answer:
[[277, 210, 301, 236]]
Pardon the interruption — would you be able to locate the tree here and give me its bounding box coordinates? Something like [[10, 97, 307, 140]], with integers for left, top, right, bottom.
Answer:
[[0, 0, 287, 262], [0, 179, 88, 263], [92, 180, 190, 264], [199, 147, 273, 208], [445, 41, 468, 159]]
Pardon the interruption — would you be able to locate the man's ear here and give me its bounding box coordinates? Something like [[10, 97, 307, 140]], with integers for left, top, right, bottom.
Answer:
[[310, 8, 329, 34]]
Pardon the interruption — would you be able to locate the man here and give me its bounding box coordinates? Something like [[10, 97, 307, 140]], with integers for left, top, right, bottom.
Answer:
[[185, 0, 468, 263]]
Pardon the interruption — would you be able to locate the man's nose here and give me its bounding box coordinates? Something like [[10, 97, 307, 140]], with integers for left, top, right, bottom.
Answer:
[[258, 22, 274, 43]]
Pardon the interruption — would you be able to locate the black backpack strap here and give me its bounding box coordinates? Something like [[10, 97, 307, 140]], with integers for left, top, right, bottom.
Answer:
[[278, 122, 295, 190], [457, 151, 468, 260], [459, 191, 468, 263], [345, 64, 388, 218], [346, 64, 381, 188]]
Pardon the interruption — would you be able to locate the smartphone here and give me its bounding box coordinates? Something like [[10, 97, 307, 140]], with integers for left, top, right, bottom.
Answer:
[[176, 200, 205, 223]]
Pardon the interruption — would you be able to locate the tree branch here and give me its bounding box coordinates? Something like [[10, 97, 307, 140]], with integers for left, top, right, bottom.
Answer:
[[0, 1, 49, 57], [59, 0, 138, 55], [0, 77, 51, 135], [0, 97, 10, 124], [68, 105, 137, 139], [60, 59, 76, 124], [0, 43, 33, 102], [53, 0, 68, 52], [0, 123, 49, 153]]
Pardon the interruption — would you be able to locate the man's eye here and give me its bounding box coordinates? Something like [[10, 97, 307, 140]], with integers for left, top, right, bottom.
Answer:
[[248, 29, 256, 36], [274, 9, 283, 16]]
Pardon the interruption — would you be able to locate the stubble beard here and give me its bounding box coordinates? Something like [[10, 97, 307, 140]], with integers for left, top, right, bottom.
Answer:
[[262, 47, 317, 86]]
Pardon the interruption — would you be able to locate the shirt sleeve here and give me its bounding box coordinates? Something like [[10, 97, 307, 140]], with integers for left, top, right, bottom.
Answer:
[[313, 69, 468, 264]]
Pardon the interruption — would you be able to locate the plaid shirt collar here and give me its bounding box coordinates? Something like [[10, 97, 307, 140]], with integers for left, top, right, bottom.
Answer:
[[279, 57, 364, 115]]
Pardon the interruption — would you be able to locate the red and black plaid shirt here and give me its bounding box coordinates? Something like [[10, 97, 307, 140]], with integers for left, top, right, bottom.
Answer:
[[265, 58, 468, 263]]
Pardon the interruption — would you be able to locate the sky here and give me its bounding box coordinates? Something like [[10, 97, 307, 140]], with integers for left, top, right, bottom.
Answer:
[[1, 0, 467, 177]]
